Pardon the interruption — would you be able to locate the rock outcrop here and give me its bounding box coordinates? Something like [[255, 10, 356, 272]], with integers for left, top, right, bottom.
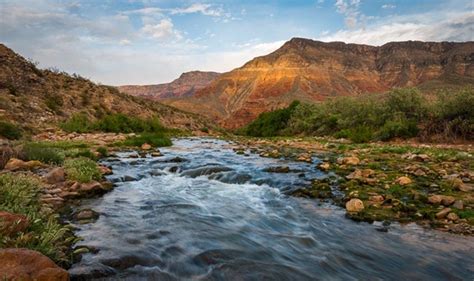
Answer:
[[118, 71, 220, 100], [164, 38, 474, 128]]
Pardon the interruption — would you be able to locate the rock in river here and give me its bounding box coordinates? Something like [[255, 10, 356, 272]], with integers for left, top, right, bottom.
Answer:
[[0, 211, 29, 237], [346, 199, 364, 213]]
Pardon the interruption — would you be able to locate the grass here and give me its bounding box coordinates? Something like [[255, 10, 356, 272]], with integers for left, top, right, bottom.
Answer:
[[118, 132, 172, 147], [22, 143, 65, 165], [0, 174, 73, 264], [0, 121, 22, 140], [64, 157, 102, 183]]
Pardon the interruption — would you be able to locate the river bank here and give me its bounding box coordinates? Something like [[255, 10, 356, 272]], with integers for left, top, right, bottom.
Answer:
[[0, 132, 169, 279], [230, 136, 474, 235]]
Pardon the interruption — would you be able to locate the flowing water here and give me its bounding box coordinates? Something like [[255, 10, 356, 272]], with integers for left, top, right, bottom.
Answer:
[[69, 138, 474, 280]]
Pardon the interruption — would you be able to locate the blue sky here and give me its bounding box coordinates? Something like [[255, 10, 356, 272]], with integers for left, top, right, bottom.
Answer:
[[0, 0, 472, 85]]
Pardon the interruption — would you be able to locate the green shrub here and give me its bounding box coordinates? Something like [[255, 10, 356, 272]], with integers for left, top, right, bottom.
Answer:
[[22, 143, 65, 165], [60, 113, 90, 133], [93, 114, 164, 133], [64, 157, 101, 183], [97, 146, 108, 157], [44, 93, 64, 113], [242, 101, 300, 137], [120, 133, 172, 147], [346, 126, 374, 143], [378, 118, 419, 141], [200, 127, 209, 133], [0, 121, 22, 139], [0, 174, 71, 263]]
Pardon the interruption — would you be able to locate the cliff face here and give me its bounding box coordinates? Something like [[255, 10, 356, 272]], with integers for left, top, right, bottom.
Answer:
[[164, 38, 474, 129], [0, 44, 209, 132], [118, 71, 220, 100]]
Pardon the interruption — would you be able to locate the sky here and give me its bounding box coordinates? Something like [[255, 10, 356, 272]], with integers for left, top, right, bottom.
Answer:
[[0, 0, 473, 85]]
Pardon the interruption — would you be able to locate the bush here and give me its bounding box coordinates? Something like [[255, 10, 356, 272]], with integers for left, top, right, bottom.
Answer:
[[242, 101, 300, 137], [120, 133, 172, 147], [378, 118, 419, 141], [45, 93, 63, 113], [97, 146, 108, 157], [60, 113, 90, 133], [345, 126, 374, 143], [0, 174, 71, 263], [64, 157, 101, 183], [0, 121, 22, 140], [22, 143, 65, 165]]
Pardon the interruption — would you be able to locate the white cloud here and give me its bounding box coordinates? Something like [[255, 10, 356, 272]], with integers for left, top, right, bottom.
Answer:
[[170, 3, 223, 17], [321, 12, 474, 45], [142, 19, 182, 40], [335, 0, 363, 28], [119, 39, 131, 45], [382, 4, 396, 9]]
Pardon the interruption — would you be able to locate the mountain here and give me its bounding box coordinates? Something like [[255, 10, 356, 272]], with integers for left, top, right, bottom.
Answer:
[[163, 38, 474, 129], [118, 71, 220, 100], [0, 44, 209, 133]]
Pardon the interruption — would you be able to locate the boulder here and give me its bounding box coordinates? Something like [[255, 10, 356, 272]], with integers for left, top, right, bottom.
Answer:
[[395, 176, 412, 186], [447, 212, 459, 221], [435, 208, 452, 219], [5, 158, 43, 171], [0, 248, 69, 280], [141, 143, 152, 150], [151, 152, 163, 157], [296, 154, 312, 163], [346, 199, 364, 213], [43, 167, 65, 184], [337, 156, 360, 166], [263, 166, 290, 173], [453, 200, 464, 210], [0, 144, 15, 170], [369, 195, 384, 203], [317, 162, 330, 171], [74, 209, 99, 222], [427, 195, 455, 206], [98, 165, 112, 175], [0, 211, 29, 237]]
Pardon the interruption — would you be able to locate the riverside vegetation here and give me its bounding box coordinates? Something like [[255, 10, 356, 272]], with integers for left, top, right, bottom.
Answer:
[[0, 114, 174, 279]]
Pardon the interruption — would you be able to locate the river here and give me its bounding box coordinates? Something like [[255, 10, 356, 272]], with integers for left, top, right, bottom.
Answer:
[[69, 138, 474, 280]]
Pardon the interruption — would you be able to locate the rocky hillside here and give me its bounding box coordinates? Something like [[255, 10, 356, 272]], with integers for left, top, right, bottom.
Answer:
[[118, 71, 220, 100], [164, 38, 474, 129], [0, 44, 209, 133]]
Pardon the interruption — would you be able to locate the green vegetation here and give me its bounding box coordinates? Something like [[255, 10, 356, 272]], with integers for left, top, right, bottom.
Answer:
[[44, 93, 64, 113], [119, 132, 172, 147], [22, 143, 65, 165], [0, 120, 22, 140], [64, 157, 101, 183], [240, 88, 473, 142], [60, 113, 167, 134], [240, 101, 300, 137], [0, 174, 73, 263], [21, 141, 97, 164]]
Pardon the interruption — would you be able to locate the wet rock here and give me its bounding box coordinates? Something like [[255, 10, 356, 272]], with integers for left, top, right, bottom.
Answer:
[[69, 263, 116, 280], [395, 176, 412, 186], [4, 158, 44, 171], [151, 151, 163, 157], [141, 143, 152, 150], [263, 166, 290, 173], [74, 209, 99, 222], [0, 248, 69, 280], [435, 208, 451, 219], [453, 200, 464, 210], [98, 165, 112, 175], [101, 255, 163, 270], [78, 181, 110, 196], [0, 211, 29, 237], [296, 154, 312, 163], [446, 212, 459, 221], [43, 167, 65, 184], [167, 157, 187, 163], [346, 199, 364, 213], [317, 162, 330, 171], [122, 175, 138, 182], [337, 156, 360, 166]]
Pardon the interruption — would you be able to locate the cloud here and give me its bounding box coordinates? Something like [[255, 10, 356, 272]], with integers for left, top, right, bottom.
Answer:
[[119, 39, 131, 45], [170, 3, 223, 17], [142, 19, 182, 40], [335, 0, 362, 28], [381, 4, 396, 9], [321, 12, 474, 45]]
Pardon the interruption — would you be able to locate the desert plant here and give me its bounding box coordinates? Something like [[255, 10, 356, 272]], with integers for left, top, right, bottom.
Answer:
[[44, 93, 64, 113], [60, 113, 91, 133], [64, 157, 101, 183], [22, 142, 65, 165], [0, 120, 22, 139], [119, 133, 172, 147]]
